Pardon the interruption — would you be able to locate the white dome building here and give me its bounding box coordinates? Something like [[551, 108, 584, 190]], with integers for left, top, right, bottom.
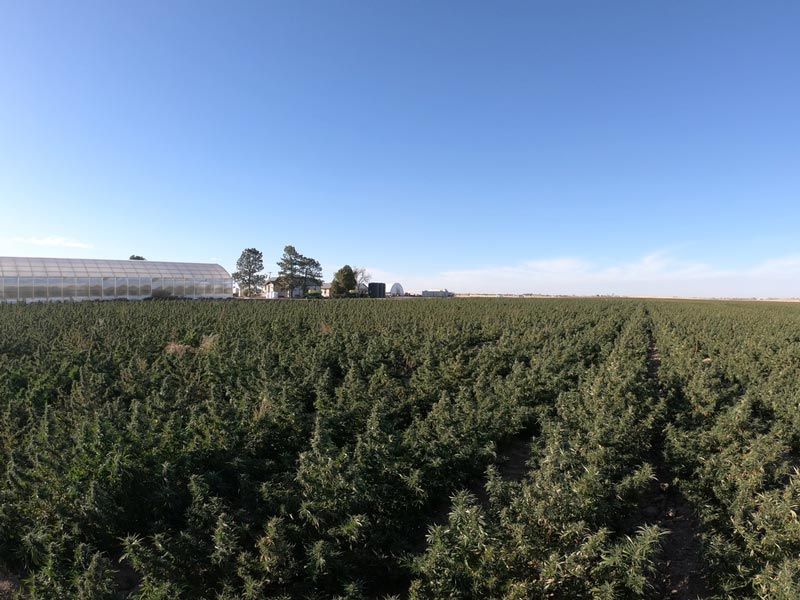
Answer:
[[389, 283, 404, 297]]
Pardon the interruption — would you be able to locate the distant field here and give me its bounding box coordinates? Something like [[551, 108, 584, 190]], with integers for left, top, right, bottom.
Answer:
[[0, 298, 798, 598]]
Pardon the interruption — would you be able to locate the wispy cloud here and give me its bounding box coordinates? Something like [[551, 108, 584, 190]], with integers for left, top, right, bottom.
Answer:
[[11, 236, 94, 249], [366, 252, 800, 299]]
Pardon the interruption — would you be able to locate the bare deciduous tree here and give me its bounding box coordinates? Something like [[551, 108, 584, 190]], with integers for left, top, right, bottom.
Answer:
[[354, 267, 371, 289]]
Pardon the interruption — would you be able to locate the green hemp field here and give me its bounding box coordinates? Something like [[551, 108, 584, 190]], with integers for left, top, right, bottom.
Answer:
[[1, 299, 798, 599]]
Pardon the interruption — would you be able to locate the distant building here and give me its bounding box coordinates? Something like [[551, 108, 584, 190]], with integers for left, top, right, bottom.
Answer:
[[264, 278, 284, 299], [368, 282, 386, 298], [264, 278, 320, 299], [0, 256, 232, 303], [422, 289, 454, 298], [321, 282, 332, 298], [389, 282, 404, 297]]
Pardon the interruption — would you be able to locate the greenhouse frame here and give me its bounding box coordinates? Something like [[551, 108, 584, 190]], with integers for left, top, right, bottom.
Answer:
[[0, 257, 233, 303]]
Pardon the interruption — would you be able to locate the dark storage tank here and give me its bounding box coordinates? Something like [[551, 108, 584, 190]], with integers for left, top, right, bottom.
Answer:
[[368, 282, 386, 298]]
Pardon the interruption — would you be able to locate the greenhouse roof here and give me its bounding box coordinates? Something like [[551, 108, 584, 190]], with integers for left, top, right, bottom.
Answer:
[[0, 256, 231, 279]]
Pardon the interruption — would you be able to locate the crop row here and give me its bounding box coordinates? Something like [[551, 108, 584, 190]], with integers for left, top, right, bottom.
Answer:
[[651, 301, 800, 599], [411, 306, 665, 598]]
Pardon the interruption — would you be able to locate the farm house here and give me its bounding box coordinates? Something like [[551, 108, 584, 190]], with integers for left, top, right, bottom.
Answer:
[[0, 256, 233, 303]]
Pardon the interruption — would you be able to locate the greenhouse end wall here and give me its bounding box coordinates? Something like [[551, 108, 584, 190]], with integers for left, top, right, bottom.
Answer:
[[0, 257, 233, 303]]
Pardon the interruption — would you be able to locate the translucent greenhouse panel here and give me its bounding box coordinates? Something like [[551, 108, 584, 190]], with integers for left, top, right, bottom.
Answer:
[[63, 278, 77, 299], [19, 278, 33, 300], [140, 277, 152, 297], [90, 278, 102, 298], [48, 278, 62, 300], [128, 277, 140, 297], [102, 277, 115, 298], [151, 277, 162, 295], [4, 278, 18, 301], [33, 278, 47, 299], [174, 278, 185, 297], [116, 277, 128, 297], [75, 278, 89, 298]]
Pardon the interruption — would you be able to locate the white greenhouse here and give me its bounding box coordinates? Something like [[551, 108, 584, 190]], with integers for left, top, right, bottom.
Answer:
[[0, 256, 233, 303]]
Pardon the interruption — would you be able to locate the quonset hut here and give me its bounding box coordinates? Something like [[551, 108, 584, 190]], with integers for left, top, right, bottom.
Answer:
[[0, 256, 233, 303]]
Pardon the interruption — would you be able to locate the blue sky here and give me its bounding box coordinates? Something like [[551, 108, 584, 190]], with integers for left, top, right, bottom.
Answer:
[[1, 1, 799, 296]]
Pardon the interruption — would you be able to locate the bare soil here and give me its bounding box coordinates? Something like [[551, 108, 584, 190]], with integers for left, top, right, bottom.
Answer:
[[0, 568, 19, 600], [468, 429, 533, 507], [114, 558, 141, 598], [496, 433, 533, 482]]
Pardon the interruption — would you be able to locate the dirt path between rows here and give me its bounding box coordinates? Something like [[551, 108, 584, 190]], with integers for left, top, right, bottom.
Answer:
[[468, 430, 533, 507], [0, 573, 19, 600], [643, 325, 711, 600]]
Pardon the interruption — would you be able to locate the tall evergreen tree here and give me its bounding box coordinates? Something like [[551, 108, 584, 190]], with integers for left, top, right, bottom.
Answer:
[[299, 255, 323, 294], [277, 245, 322, 297], [232, 248, 266, 296]]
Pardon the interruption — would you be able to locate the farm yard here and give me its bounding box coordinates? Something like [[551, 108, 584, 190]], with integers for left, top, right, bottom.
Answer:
[[0, 298, 799, 599]]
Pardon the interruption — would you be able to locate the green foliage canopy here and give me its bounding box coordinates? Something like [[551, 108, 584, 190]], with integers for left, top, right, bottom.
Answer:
[[232, 248, 266, 296], [276, 245, 322, 297], [331, 265, 357, 297], [1, 299, 799, 597]]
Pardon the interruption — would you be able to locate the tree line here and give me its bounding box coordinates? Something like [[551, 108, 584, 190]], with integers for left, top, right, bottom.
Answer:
[[232, 246, 370, 298]]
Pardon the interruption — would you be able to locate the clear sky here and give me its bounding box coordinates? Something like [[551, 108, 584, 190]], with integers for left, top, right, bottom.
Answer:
[[1, 1, 798, 297]]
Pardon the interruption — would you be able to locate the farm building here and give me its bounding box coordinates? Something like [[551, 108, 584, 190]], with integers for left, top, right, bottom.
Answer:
[[0, 256, 233, 303], [263, 278, 283, 299], [264, 277, 321, 299], [389, 283, 404, 296], [421, 289, 454, 298]]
